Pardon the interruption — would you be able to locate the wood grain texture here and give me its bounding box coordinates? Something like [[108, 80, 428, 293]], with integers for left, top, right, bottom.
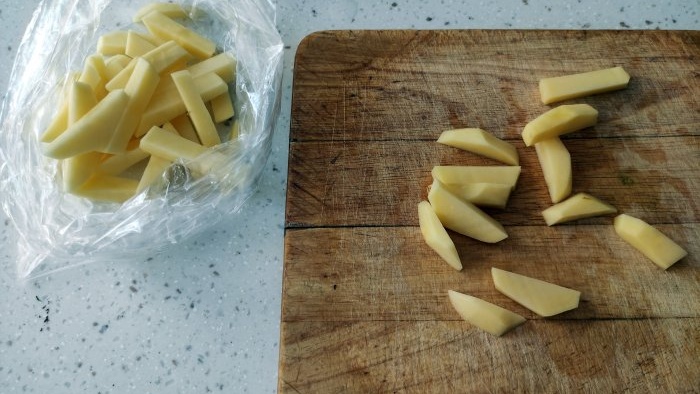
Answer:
[[280, 319, 700, 394], [281, 30, 700, 393], [282, 226, 699, 322], [287, 136, 700, 227]]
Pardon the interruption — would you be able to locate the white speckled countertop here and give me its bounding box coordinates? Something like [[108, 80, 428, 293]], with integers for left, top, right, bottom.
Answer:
[[0, 0, 697, 393]]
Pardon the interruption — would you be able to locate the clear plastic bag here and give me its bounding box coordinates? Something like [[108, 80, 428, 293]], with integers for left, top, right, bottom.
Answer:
[[0, 0, 283, 278]]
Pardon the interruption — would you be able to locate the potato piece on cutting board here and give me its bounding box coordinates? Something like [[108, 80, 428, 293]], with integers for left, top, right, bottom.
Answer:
[[534, 137, 572, 203], [437, 128, 519, 165], [448, 290, 526, 336], [614, 214, 688, 269], [522, 104, 598, 146], [491, 267, 581, 317], [418, 201, 462, 271], [539, 66, 630, 105], [542, 193, 616, 226], [428, 180, 508, 243]]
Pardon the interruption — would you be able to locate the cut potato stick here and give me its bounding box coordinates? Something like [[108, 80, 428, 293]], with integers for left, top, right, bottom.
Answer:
[[142, 11, 215, 59], [522, 104, 598, 146], [428, 179, 508, 243], [437, 128, 519, 165], [418, 201, 462, 270], [187, 52, 236, 82], [105, 58, 160, 153], [171, 70, 221, 146], [542, 193, 617, 226], [614, 214, 688, 269], [534, 137, 572, 203], [540, 66, 630, 105], [448, 291, 525, 336], [62, 82, 100, 192], [139, 126, 208, 162], [492, 267, 581, 317], [43, 89, 129, 159]]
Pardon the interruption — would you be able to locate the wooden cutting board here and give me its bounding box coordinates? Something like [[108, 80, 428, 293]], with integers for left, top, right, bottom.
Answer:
[[280, 30, 699, 393]]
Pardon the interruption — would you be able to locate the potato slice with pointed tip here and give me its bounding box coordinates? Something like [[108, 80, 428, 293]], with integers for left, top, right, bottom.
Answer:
[[418, 201, 461, 270], [534, 137, 571, 203], [542, 193, 616, 226], [522, 104, 598, 146], [428, 180, 507, 243], [491, 267, 580, 317], [539, 66, 630, 105], [142, 11, 215, 59], [438, 128, 519, 165], [431, 166, 521, 191], [448, 290, 526, 336], [43, 89, 129, 159], [614, 214, 687, 269]]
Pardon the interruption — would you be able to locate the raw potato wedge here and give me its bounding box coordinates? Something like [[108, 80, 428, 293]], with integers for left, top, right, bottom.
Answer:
[[43, 90, 129, 159], [539, 66, 630, 105], [534, 137, 572, 203], [522, 104, 598, 146], [133, 2, 187, 22], [142, 11, 216, 59], [418, 201, 462, 270], [137, 155, 172, 193], [428, 180, 508, 243], [437, 128, 519, 165], [542, 193, 617, 226], [432, 166, 521, 191], [614, 214, 688, 269], [448, 290, 526, 336], [491, 267, 581, 317], [106, 58, 160, 153], [441, 182, 512, 209]]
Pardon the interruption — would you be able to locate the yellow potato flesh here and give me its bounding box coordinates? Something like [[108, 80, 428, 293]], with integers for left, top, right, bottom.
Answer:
[[428, 180, 508, 243], [448, 290, 525, 336], [437, 128, 519, 165], [539, 66, 630, 105], [614, 214, 687, 269], [491, 267, 581, 317], [542, 193, 616, 226], [418, 201, 462, 271], [534, 137, 571, 203], [522, 104, 598, 146]]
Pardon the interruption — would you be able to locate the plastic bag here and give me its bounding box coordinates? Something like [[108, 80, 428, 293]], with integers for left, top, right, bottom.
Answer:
[[0, 0, 283, 278]]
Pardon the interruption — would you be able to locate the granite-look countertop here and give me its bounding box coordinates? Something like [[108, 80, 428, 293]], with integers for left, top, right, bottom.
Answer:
[[0, 1, 697, 393]]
